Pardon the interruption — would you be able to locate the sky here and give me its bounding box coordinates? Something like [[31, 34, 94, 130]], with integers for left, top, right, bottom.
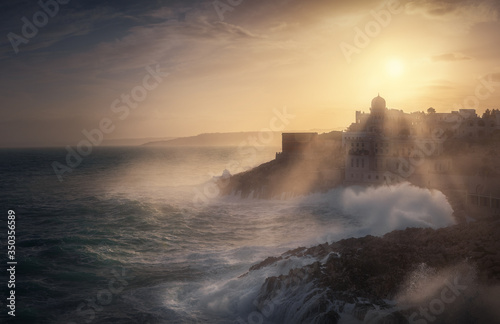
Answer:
[[1, 0, 500, 147]]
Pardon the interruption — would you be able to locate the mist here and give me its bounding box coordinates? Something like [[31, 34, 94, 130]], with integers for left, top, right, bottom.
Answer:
[[294, 182, 455, 244]]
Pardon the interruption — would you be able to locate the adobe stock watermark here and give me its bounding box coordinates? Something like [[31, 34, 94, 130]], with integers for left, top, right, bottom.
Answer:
[[68, 267, 135, 324], [364, 266, 475, 324], [212, 0, 244, 21], [408, 273, 472, 323], [453, 67, 500, 110], [192, 107, 295, 205], [7, 0, 71, 54], [339, 0, 406, 64], [383, 67, 500, 186], [383, 127, 449, 186], [237, 297, 276, 324], [52, 63, 168, 182]]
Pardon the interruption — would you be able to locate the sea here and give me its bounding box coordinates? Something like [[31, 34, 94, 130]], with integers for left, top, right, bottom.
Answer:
[[0, 146, 456, 323]]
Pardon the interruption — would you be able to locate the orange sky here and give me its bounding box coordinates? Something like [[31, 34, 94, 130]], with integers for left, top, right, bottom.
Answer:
[[2, 0, 500, 147]]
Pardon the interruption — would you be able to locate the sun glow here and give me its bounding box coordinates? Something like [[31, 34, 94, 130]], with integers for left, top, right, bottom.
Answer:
[[386, 59, 405, 78]]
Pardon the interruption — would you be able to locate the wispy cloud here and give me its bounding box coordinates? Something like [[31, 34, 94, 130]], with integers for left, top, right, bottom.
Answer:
[[406, 0, 499, 27], [2, 0, 500, 146], [431, 52, 472, 62]]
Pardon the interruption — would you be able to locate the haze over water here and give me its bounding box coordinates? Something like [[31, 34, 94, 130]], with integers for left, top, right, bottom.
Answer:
[[0, 146, 455, 323]]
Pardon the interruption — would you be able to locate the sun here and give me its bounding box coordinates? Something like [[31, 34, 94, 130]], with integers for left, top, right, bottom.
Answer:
[[386, 59, 405, 78]]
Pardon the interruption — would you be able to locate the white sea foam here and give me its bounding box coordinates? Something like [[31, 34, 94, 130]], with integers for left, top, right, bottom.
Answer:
[[135, 182, 456, 322]]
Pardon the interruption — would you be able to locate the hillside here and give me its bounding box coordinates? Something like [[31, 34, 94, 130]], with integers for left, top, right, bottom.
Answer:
[[142, 132, 282, 147]]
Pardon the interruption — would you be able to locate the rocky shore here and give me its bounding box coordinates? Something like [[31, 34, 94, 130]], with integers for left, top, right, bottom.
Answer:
[[220, 138, 500, 322], [243, 219, 500, 323]]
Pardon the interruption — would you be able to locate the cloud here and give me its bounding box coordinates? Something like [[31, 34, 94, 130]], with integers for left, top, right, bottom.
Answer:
[[1, 0, 500, 146], [422, 84, 455, 91], [213, 21, 261, 38], [431, 52, 472, 62], [406, 0, 499, 26]]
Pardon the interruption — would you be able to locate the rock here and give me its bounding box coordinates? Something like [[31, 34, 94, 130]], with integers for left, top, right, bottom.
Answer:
[[250, 218, 500, 323], [249, 256, 282, 271]]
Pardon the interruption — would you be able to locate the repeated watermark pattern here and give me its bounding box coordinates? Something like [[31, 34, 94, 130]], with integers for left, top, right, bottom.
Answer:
[[383, 128, 449, 185], [357, 264, 477, 324], [453, 67, 500, 110], [51, 63, 168, 182], [68, 267, 135, 324], [340, 0, 406, 64], [407, 274, 470, 323], [384, 66, 500, 185], [192, 106, 295, 205], [7, 0, 71, 54]]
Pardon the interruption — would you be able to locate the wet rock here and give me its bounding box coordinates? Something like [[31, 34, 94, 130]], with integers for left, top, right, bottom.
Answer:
[[251, 219, 500, 323], [249, 256, 283, 271]]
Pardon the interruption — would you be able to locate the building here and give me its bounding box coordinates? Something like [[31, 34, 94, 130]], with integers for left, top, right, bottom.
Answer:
[[273, 95, 500, 215], [343, 95, 453, 184], [277, 94, 500, 186], [342, 94, 500, 186]]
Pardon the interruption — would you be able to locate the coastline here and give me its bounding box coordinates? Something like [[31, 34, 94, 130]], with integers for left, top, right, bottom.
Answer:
[[216, 141, 500, 322], [243, 218, 500, 323]]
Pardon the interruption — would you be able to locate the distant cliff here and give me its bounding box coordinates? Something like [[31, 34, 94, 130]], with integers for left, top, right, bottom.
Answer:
[[142, 132, 282, 147]]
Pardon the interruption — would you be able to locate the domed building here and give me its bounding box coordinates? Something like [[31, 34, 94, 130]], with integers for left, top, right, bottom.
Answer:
[[366, 94, 387, 134], [342, 94, 419, 185], [370, 94, 387, 115]]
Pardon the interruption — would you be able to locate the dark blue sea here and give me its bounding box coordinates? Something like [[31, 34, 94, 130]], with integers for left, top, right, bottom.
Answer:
[[0, 146, 456, 323]]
